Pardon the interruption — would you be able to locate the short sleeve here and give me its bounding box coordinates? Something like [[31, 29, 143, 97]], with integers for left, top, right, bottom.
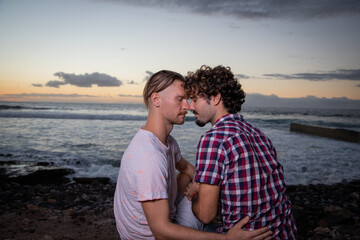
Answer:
[[194, 134, 224, 185], [132, 152, 169, 202]]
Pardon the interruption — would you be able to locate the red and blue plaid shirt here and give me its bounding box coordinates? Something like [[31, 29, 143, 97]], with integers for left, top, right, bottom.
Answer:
[[194, 114, 297, 239]]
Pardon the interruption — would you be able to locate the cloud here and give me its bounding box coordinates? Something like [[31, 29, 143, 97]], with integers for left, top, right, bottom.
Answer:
[[46, 80, 67, 88], [263, 69, 360, 81], [118, 94, 142, 98], [143, 71, 154, 82], [0, 93, 98, 98], [45, 72, 123, 88], [31, 83, 43, 87], [107, 0, 360, 20], [357, 84, 360, 88], [235, 74, 251, 79], [127, 80, 138, 85]]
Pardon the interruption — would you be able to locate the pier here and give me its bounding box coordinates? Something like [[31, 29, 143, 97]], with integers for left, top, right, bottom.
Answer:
[[290, 123, 360, 143]]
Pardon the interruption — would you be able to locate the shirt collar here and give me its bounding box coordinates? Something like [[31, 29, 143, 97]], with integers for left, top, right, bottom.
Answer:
[[212, 113, 243, 128]]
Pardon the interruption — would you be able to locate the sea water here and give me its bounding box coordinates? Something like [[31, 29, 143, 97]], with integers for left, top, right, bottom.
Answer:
[[0, 101, 359, 185]]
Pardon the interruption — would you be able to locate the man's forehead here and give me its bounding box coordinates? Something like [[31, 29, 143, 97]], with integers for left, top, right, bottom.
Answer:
[[171, 80, 186, 90], [190, 92, 206, 99], [174, 79, 185, 87], [160, 80, 185, 95]]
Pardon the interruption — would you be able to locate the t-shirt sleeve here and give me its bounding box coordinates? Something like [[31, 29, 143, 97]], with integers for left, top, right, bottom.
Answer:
[[132, 152, 169, 202], [194, 134, 224, 185]]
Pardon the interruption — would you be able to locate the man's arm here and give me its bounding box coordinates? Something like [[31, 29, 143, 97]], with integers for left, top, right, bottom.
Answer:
[[188, 182, 220, 224], [142, 199, 221, 240], [141, 199, 272, 240], [176, 156, 195, 180]]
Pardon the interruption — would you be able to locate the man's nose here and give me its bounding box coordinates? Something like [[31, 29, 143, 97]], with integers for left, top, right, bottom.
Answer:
[[188, 100, 194, 109], [182, 99, 190, 110]]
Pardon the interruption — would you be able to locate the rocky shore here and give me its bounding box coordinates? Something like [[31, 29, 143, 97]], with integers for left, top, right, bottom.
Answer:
[[1, 165, 359, 239], [287, 181, 360, 240]]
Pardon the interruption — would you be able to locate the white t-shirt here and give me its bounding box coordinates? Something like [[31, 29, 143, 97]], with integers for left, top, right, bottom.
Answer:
[[114, 129, 181, 240]]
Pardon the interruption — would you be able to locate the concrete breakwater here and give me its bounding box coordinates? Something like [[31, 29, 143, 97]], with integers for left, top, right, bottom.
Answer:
[[290, 123, 360, 143]]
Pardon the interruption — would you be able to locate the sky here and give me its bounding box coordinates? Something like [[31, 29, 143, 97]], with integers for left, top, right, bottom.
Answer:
[[0, 0, 360, 107]]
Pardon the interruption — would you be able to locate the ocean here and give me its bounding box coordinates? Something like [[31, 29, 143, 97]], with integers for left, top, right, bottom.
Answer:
[[0, 101, 359, 186]]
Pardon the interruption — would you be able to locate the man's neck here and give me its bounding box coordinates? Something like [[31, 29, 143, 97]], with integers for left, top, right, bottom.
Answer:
[[211, 107, 230, 126], [143, 113, 173, 146]]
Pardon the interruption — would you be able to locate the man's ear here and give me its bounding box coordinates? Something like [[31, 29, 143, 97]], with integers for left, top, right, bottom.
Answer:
[[150, 92, 160, 108], [212, 93, 222, 106]]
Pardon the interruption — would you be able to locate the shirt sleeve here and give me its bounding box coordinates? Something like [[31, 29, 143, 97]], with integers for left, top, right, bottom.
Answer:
[[132, 152, 169, 202], [194, 134, 224, 185]]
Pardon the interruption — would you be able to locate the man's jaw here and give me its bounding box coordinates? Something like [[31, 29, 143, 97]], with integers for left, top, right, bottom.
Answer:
[[187, 109, 206, 127], [195, 119, 206, 127]]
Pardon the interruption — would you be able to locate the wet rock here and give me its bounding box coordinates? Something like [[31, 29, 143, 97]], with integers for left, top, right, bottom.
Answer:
[[322, 204, 355, 226], [310, 226, 343, 240], [73, 177, 110, 184], [9, 168, 74, 185], [42, 235, 54, 240], [36, 162, 51, 166], [287, 180, 360, 240]]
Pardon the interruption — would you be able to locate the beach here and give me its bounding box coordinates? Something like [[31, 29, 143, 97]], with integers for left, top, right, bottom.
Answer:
[[1, 102, 360, 239], [1, 165, 359, 240]]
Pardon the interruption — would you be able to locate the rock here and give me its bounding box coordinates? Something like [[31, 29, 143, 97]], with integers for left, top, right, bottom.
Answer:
[[286, 180, 360, 240], [36, 162, 51, 166], [9, 168, 74, 185], [73, 177, 110, 184], [42, 235, 54, 240], [311, 226, 343, 239], [323, 204, 355, 226]]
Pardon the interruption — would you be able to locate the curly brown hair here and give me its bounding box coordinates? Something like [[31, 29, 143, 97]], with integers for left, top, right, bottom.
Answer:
[[185, 65, 246, 114]]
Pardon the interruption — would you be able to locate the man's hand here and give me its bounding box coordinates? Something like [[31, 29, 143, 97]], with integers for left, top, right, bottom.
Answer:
[[185, 180, 200, 201], [226, 216, 272, 240]]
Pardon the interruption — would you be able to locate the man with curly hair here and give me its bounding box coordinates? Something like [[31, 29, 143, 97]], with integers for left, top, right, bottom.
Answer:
[[184, 65, 297, 239], [114, 69, 272, 240]]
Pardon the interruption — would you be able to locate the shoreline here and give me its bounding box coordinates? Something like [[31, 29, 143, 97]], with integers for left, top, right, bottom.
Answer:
[[1, 170, 359, 239]]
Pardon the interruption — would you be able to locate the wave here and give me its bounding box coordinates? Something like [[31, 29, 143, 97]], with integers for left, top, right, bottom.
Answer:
[[0, 112, 198, 122], [0, 112, 148, 121], [0, 104, 52, 110]]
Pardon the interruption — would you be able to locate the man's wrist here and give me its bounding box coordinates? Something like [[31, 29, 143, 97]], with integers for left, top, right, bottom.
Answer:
[[190, 192, 199, 203]]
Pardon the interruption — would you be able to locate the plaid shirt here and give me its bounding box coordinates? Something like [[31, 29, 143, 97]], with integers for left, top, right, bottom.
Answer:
[[194, 114, 297, 239]]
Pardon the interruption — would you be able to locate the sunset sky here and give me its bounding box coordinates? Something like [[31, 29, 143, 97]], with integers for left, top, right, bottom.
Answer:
[[0, 0, 359, 104]]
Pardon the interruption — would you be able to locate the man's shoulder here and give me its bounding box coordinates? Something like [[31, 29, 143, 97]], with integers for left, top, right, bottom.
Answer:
[[202, 114, 265, 144], [128, 130, 164, 154], [216, 114, 262, 134], [207, 116, 242, 136]]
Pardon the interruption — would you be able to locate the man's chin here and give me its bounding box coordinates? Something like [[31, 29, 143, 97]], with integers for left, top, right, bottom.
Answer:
[[174, 119, 185, 125], [195, 120, 206, 127]]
